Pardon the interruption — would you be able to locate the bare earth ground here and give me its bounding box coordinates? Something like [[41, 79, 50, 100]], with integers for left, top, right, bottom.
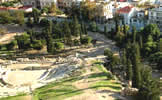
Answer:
[[5, 70, 45, 86], [7, 63, 52, 70], [0, 33, 17, 44], [0, 24, 25, 44]]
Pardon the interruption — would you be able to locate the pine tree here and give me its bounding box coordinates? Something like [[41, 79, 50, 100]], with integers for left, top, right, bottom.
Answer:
[[72, 16, 80, 36], [44, 21, 54, 53], [81, 21, 85, 34], [139, 35, 143, 49], [122, 48, 127, 65], [126, 59, 133, 81], [132, 43, 141, 88], [84, 23, 88, 35], [79, 24, 82, 42], [104, 25, 108, 35], [132, 26, 136, 43], [46, 29, 53, 53], [32, 8, 40, 24], [27, 29, 34, 43], [138, 67, 160, 100], [63, 22, 72, 46]]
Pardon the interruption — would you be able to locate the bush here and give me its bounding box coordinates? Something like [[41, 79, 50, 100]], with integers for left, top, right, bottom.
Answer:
[[104, 48, 113, 57], [54, 42, 64, 51], [32, 40, 43, 50], [39, 18, 49, 27], [80, 36, 92, 45], [15, 33, 31, 50], [73, 39, 80, 46], [89, 21, 97, 32], [0, 11, 13, 24], [6, 40, 17, 50], [41, 7, 49, 14]]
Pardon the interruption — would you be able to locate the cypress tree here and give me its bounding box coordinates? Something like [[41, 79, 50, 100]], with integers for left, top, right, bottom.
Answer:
[[44, 20, 54, 53], [27, 29, 34, 43], [132, 26, 136, 43], [126, 59, 133, 81], [122, 48, 127, 66], [139, 35, 143, 49], [132, 43, 141, 88], [138, 67, 160, 100], [84, 23, 88, 35], [32, 8, 40, 24], [72, 16, 80, 36], [46, 29, 53, 53], [104, 25, 108, 35], [81, 21, 85, 34], [63, 21, 72, 46]]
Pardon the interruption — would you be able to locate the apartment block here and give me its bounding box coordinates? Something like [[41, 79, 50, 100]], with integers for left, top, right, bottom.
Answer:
[[148, 5, 162, 31]]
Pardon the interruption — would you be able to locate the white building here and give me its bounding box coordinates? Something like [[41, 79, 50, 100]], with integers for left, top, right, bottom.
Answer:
[[148, 5, 162, 31], [21, 0, 57, 8], [117, 6, 136, 25], [0, 0, 14, 3], [131, 11, 146, 30]]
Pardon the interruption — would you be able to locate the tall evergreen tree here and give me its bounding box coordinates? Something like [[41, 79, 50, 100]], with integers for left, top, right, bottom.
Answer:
[[32, 8, 40, 24], [126, 59, 133, 81], [131, 43, 141, 88], [138, 67, 160, 100], [27, 29, 34, 43], [72, 16, 80, 36], [44, 29, 53, 53], [63, 21, 72, 46], [139, 35, 143, 49], [104, 25, 108, 35], [132, 26, 136, 43], [44, 21, 54, 53], [84, 23, 88, 35]]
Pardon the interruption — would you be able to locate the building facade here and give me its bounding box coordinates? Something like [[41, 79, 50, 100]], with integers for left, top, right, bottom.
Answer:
[[95, 2, 114, 23], [0, 0, 14, 3], [148, 5, 162, 31], [21, 0, 57, 8]]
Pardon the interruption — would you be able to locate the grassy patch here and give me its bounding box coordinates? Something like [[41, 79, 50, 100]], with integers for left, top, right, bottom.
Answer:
[[0, 93, 27, 100], [89, 61, 121, 92], [91, 61, 114, 80], [90, 80, 121, 92], [0, 50, 15, 56], [34, 76, 84, 100]]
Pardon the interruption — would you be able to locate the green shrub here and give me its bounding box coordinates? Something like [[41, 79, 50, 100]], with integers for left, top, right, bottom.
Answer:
[[15, 33, 31, 50], [73, 39, 80, 46], [39, 18, 49, 27], [104, 48, 113, 57], [32, 40, 43, 50], [6, 40, 17, 50], [80, 36, 92, 45], [54, 42, 64, 50]]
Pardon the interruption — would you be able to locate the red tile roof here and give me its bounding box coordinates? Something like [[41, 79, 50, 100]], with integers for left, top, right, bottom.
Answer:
[[117, 6, 133, 14], [117, 0, 127, 2], [0, 7, 18, 11], [0, 6, 32, 11], [18, 6, 32, 10]]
